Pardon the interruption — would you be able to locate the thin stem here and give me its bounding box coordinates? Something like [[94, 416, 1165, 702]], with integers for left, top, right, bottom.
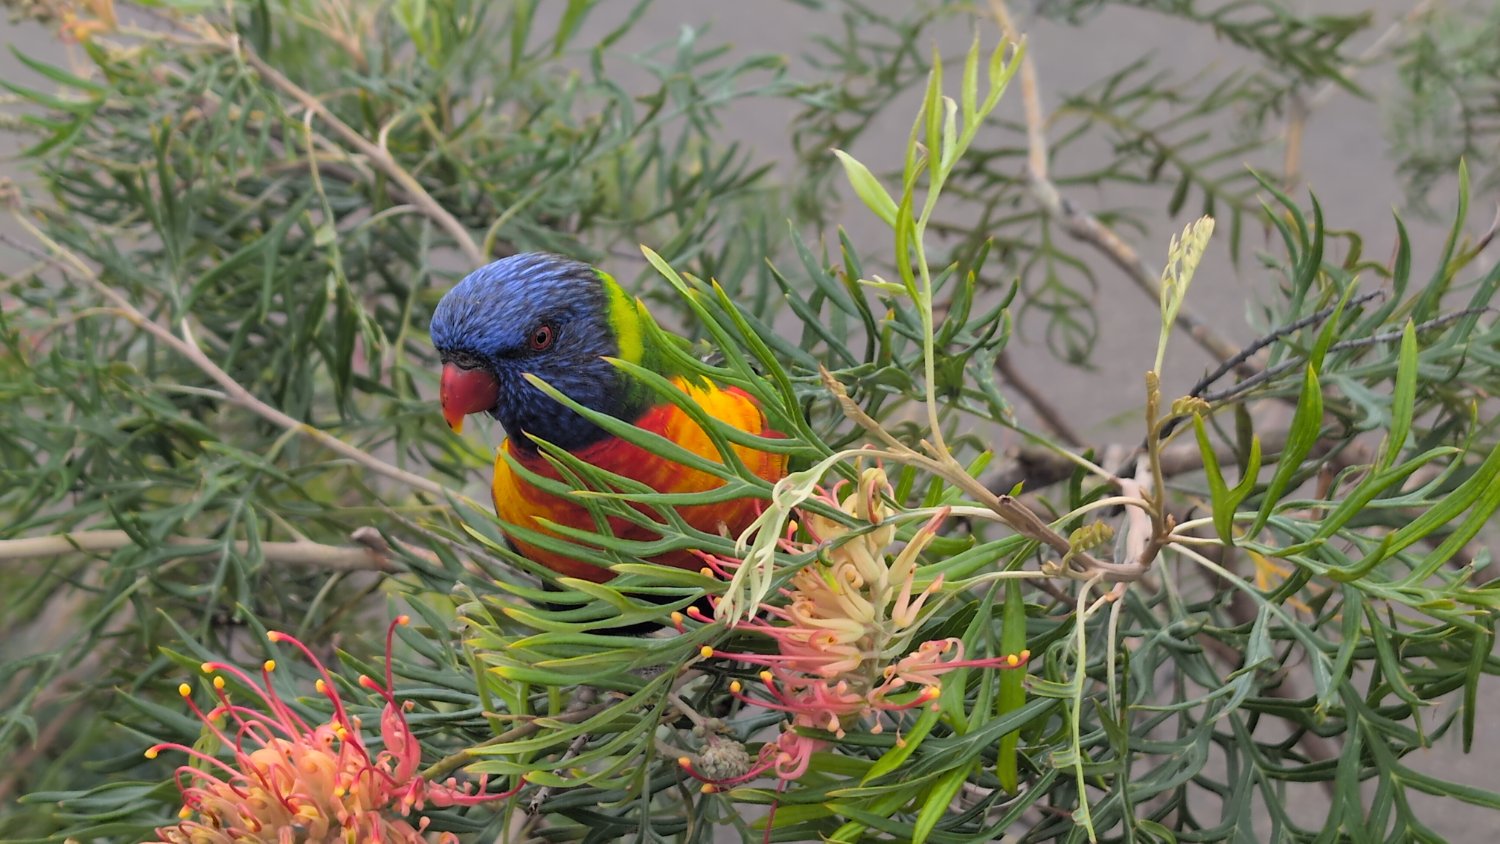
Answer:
[[211, 31, 485, 266], [667, 691, 717, 732], [1068, 574, 1102, 841], [421, 702, 610, 781], [1200, 307, 1491, 404], [1056, 495, 1155, 524], [13, 210, 470, 502], [952, 569, 1068, 589], [0, 530, 395, 571], [1183, 291, 1384, 402], [1143, 376, 1168, 533], [822, 369, 1140, 582], [911, 217, 949, 457]]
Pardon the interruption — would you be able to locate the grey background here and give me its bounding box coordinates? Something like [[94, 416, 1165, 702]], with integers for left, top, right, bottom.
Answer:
[[2, 0, 1494, 839]]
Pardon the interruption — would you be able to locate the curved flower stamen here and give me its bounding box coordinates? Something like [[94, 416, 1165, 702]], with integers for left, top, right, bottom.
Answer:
[[145, 616, 522, 844], [689, 467, 1031, 789]]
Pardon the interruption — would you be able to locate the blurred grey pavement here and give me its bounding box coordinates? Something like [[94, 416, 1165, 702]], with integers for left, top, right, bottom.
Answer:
[[2, 1, 1495, 840]]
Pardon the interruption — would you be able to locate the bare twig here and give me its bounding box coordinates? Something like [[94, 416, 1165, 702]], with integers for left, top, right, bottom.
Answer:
[[9, 210, 460, 500], [985, 0, 1254, 377], [987, 428, 1295, 498], [823, 368, 1148, 582], [527, 729, 592, 815], [1201, 307, 1491, 404], [0, 529, 397, 572], [1146, 290, 1388, 443], [526, 686, 600, 815], [209, 32, 485, 267], [1184, 291, 1385, 401]]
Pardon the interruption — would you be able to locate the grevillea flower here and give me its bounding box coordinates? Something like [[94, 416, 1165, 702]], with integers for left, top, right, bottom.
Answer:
[[678, 467, 1029, 788], [144, 617, 520, 844]]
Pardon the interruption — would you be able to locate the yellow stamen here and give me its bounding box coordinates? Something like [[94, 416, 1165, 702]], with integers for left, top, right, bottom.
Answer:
[[200, 662, 215, 674], [266, 631, 283, 643], [729, 680, 743, 694], [701, 783, 717, 794], [1006, 654, 1019, 667], [315, 679, 327, 694], [213, 676, 225, 690], [759, 671, 774, 684], [677, 757, 692, 769], [671, 612, 684, 626], [144, 747, 159, 759], [699, 567, 714, 577], [178, 806, 192, 819], [1020, 649, 1031, 660], [263, 659, 276, 672], [699, 646, 714, 659], [177, 683, 191, 697], [396, 615, 410, 626]]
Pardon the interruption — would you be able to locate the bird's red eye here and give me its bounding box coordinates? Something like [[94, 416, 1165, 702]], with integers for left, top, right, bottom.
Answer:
[[528, 323, 556, 352]]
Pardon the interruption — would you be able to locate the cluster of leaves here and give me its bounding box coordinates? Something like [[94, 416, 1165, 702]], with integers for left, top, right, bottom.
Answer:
[[0, 0, 792, 836], [1386, 0, 1500, 215], [786, 0, 1374, 362], [0, 1, 1497, 843], [790, 0, 1499, 363]]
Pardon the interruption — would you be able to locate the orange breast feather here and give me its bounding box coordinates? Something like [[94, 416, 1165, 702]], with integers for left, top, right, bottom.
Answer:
[[490, 378, 787, 582]]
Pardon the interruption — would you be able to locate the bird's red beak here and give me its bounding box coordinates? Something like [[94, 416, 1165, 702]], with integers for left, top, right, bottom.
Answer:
[[439, 363, 500, 434]]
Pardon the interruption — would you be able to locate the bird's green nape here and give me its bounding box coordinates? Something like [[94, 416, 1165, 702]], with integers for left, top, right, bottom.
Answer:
[[599, 270, 647, 369], [596, 269, 698, 384]]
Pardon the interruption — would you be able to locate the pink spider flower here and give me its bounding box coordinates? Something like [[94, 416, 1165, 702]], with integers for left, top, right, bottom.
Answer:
[[143, 617, 521, 844], [680, 468, 1031, 788]]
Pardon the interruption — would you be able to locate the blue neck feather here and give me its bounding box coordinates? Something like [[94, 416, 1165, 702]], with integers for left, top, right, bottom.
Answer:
[[430, 253, 654, 451]]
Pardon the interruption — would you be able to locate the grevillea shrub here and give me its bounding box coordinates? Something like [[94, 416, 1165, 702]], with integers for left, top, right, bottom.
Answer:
[[2, 2, 1496, 842]]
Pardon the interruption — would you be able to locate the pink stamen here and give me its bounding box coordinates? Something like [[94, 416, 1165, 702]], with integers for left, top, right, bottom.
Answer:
[[148, 618, 522, 844]]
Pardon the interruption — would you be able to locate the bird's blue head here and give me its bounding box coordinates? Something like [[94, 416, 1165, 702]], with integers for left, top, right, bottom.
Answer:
[[430, 253, 649, 451]]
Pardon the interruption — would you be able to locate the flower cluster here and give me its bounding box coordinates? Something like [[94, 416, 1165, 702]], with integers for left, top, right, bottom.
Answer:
[[6, 0, 116, 42], [144, 617, 518, 844], [681, 468, 1029, 787]]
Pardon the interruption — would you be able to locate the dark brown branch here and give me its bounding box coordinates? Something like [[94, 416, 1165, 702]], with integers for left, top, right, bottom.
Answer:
[[988, 428, 1294, 496], [1185, 291, 1384, 401], [1200, 307, 1492, 404]]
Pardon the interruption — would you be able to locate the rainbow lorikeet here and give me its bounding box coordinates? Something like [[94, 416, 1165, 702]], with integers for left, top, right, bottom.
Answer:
[[430, 253, 787, 582]]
